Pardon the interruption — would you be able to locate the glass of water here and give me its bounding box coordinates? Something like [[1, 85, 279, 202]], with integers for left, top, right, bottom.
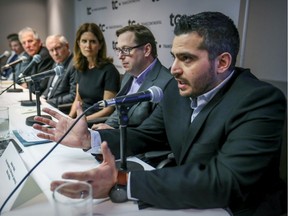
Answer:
[[53, 181, 93, 216]]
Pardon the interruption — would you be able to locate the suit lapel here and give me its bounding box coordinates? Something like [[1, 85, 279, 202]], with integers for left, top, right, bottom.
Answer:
[[49, 54, 73, 97], [50, 75, 63, 96], [124, 60, 161, 114], [137, 60, 161, 92], [117, 75, 134, 96], [178, 72, 237, 164]]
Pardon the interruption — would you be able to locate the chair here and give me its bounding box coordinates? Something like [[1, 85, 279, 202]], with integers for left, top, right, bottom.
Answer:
[[87, 117, 109, 127], [57, 103, 72, 115], [136, 150, 176, 169]]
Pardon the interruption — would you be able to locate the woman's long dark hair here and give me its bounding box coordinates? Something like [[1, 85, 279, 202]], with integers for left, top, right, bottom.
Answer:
[[73, 23, 113, 72]]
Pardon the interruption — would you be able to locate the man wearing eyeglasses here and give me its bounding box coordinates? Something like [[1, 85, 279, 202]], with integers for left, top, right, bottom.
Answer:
[[91, 24, 173, 130], [41, 35, 76, 110]]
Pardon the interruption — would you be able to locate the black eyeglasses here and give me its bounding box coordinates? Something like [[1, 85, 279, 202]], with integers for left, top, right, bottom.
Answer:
[[114, 43, 146, 56]]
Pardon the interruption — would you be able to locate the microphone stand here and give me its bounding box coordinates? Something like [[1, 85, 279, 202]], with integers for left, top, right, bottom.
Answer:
[[116, 104, 143, 171], [25, 80, 51, 126], [20, 82, 36, 106], [7, 66, 23, 92]]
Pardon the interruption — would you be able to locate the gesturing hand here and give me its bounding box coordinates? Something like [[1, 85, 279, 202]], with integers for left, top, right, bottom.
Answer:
[[33, 102, 91, 149], [51, 142, 118, 198]]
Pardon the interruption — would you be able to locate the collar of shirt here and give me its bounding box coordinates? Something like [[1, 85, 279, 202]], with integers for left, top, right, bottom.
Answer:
[[134, 58, 157, 84], [127, 58, 157, 94], [190, 70, 235, 122], [55, 53, 72, 68]]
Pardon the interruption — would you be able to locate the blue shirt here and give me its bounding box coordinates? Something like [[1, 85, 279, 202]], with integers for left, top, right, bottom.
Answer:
[[190, 71, 234, 122]]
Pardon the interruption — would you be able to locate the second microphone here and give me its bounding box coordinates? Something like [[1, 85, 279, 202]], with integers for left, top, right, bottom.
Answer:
[[18, 65, 64, 83]]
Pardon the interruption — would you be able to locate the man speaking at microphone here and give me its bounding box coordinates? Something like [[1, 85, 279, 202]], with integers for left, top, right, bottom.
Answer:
[[18, 27, 54, 94], [33, 12, 286, 215]]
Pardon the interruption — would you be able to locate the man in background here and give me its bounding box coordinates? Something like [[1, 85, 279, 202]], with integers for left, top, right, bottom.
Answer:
[[91, 24, 173, 130], [1, 33, 25, 80], [18, 27, 54, 94], [41, 34, 76, 109]]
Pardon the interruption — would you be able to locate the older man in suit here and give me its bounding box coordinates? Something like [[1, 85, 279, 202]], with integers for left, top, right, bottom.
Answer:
[[18, 27, 54, 94], [41, 34, 76, 109]]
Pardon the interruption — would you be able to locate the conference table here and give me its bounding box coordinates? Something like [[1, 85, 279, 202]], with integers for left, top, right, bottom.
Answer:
[[0, 81, 230, 216]]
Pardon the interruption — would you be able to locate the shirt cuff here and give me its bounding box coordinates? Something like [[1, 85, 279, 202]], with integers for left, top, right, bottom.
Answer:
[[85, 130, 102, 154], [127, 172, 138, 201]]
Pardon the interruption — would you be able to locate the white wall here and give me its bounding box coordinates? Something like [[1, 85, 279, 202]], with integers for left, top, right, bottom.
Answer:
[[47, 0, 75, 47], [0, 0, 47, 51], [242, 0, 287, 95], [0, 0, 74, 53]]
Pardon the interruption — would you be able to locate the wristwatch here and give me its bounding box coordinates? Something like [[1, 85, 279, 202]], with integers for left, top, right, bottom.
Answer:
[[109, 170, 128, 203]]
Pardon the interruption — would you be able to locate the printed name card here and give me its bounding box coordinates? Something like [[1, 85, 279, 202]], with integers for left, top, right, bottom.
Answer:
[[0, 141, 38, 213]]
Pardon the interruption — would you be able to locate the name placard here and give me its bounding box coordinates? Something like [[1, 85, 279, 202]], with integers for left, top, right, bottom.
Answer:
[[0, 141, 41, 213]]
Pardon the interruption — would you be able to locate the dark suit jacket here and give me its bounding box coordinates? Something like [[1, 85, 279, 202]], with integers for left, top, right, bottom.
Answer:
[[105, 59, 173, 128], [42, 54, 76, 107], [23, 46, 54, 95], [98, 67, 286, 215]]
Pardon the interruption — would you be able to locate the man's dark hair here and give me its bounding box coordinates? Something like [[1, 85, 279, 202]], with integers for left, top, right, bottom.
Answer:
[[116, 24, 158, 58], [7, 33, 19, 41], [174, 12, 240, 69]]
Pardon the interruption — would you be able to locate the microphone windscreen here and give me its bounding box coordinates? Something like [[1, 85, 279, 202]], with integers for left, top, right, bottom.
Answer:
[[3, 50, 11, 57], [33, 54, 42, 63], [148, 86, 163, 103], [20, 55, 28, 62]]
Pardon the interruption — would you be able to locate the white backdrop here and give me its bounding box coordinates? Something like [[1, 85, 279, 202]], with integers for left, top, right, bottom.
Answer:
[[74, 0, 241, 74]]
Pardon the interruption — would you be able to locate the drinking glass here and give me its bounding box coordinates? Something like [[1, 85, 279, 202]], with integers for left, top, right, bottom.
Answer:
[[53, 181, 93, 216]]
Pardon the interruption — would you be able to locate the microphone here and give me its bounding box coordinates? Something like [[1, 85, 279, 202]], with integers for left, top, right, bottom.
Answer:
[[98, 86, 163, 108], [1, 56, 28, 70], [0, 50, 10, 59], [18, 54, 41, 78], [18, 65, 64, 83]]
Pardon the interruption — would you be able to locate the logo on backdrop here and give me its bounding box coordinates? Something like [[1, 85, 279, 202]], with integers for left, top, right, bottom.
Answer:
[[112, 0, 141, 10], [87, 6, 108, 15], [112, 0, 119, 10], [170, 13, 182, 27], [112, 41, 118, 50], [99, 23, 106, 32], [125, 19, 162, 27]]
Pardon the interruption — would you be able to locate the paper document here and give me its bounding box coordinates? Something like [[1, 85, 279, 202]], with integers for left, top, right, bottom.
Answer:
[[13, 129, 51, 146]]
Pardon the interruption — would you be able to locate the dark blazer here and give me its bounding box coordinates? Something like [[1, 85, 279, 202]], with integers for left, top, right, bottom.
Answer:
[[105, 59, 173, 128], [20, 46, 54, 95], [99, 67, 286, 215], [42, 54, 76, 107]]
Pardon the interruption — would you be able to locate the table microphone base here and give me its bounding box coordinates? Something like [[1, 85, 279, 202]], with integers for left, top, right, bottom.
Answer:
[[26, 115, 52, 126], [21, 100, 36, 106], [7, 88, 23, 92], [116, 160, 144, 171]]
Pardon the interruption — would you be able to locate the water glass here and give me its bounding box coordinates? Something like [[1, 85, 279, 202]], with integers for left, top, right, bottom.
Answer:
[[53, 181, 93, 216]]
